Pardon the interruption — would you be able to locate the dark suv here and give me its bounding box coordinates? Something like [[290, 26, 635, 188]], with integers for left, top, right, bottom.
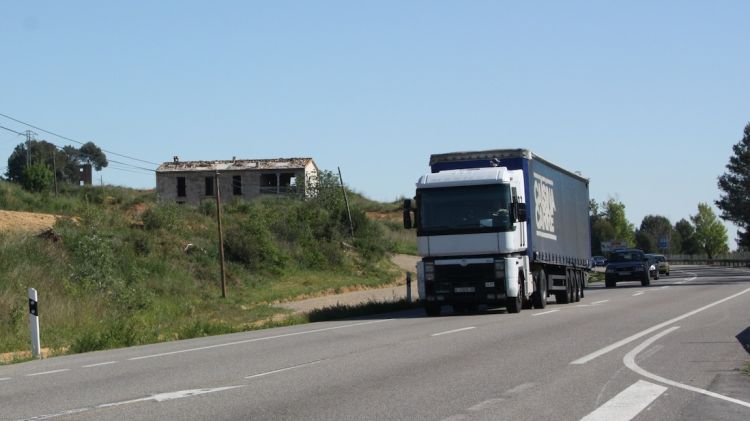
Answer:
[[605, 249, 654, 287]]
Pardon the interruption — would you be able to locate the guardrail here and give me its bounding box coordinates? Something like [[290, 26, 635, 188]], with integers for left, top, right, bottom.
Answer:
[[669, 259, 750, 267]]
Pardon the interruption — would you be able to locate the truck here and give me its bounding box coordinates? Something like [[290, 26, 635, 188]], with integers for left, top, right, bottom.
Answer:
[[403, 149, 591, 316]]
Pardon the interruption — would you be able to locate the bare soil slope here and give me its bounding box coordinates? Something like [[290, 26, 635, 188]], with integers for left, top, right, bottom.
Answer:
[[0, 210, 59, 233]]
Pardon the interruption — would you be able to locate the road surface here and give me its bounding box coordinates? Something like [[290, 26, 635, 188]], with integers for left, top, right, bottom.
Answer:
[[1, 265, 749, 420]]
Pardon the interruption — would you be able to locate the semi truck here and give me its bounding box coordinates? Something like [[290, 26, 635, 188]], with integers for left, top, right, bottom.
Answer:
[[403, 149, 591, 316]]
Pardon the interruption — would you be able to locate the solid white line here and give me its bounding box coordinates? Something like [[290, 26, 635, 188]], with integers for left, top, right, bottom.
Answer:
[[580, 380, 667, 421], [623, 327, 750, 409], [432, 327, 476, 337], [591, 300, 609, 305], [571, 287, 750, 364], [0, 377, 10, 381], [82, 361, 118, 368], [129, 319, 392, 361], [26, 368, 70, 377], [245, 360, 322, 379], [532, 310, 560, 317]]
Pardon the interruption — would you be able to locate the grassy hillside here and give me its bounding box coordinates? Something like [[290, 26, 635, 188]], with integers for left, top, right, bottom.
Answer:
[[0, 174, 415, 359]]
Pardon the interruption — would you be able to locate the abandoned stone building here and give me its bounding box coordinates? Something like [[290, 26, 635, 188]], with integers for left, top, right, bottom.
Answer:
[[155, 157, 318, 205]]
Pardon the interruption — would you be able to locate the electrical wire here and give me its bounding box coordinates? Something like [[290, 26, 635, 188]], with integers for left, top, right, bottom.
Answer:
[[0, 112, 160, 166]]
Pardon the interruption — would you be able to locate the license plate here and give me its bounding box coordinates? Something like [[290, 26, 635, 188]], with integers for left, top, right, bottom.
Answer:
[[454, 287, 475, 293], [618, 271, 631, 276]]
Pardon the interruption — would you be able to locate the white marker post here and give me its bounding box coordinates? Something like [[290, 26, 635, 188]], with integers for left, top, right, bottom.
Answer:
[[28, 288, 41, 359]]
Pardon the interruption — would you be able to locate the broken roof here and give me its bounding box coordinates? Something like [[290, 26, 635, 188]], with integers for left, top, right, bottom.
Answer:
[[157, 157, 316, 173]]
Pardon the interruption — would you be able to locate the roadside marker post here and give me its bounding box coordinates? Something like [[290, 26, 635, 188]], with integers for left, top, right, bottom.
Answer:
[[406, 272, 412, 303], [28, 288, 41, 359]]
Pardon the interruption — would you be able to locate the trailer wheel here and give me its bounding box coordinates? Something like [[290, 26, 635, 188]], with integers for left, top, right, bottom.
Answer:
[[532, 269, 547, 309], [580, 271, 585, 298], [425, 304, 441, 317], [573, 273, 581, 302]]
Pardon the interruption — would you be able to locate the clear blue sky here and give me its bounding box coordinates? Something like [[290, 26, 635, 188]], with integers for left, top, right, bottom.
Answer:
[[2, 1, 748, 248]]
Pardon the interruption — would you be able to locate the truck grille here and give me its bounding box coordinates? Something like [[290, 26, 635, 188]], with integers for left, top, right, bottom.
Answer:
[[435, 263, 495, 283]]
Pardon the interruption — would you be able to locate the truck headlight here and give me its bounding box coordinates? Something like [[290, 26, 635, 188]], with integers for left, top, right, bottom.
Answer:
[[494, 260, 505, 279], [425, 262, 435, 281]]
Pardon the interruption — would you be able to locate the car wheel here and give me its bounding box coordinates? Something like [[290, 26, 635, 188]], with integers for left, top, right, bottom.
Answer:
[[425, 304, 441, 317], [641, 271, 650, 286]]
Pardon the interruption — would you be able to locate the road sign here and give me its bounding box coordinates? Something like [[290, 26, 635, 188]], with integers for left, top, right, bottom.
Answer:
[[658, 237, 668, 249]]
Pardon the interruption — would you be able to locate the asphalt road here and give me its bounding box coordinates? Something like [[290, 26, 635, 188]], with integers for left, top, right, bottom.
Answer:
[[2, 265, 749, 420]]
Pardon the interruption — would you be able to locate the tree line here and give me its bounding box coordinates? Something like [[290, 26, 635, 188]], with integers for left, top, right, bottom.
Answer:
[[3, 140, 108, 192], [592, 121, 750, 259]]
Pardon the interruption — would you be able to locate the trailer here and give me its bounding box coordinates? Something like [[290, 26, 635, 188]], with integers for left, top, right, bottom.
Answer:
[[404, 149, 591, 316]]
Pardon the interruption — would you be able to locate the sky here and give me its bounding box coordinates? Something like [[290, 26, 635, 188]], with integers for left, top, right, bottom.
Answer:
[[1, 1, 748, 249]]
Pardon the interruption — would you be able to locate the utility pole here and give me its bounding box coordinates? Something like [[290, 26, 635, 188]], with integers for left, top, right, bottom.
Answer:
[[215, 170, 227, 298], [338, 166, 354, 239], [24, 130, 36, 167], [51, 149, 58, 196]]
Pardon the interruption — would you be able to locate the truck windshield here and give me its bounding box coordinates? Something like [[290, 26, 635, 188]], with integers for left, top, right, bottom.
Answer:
[[418, 184, 512, 234]]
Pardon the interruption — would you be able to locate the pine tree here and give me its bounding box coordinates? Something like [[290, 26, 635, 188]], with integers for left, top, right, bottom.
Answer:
[[716, 122, 750, 248]]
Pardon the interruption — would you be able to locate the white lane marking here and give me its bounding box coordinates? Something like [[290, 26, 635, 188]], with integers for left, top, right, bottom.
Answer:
[[431, 327, 476, 337], [20, 386, 245, 419], [82, 361, 118, 368], [129, 319, 392, 361], [580, 380, 667, 421], [466, 382, 535, 412], [245, 360, 322, 379], [624, 327, 750, 409], [0, 377, 10, 381], [26, 369, 70, 377], [591, 300, 609, 305], [532, 309, 559, 317], [659, 286, 670, 289], [571, 287, 750, 364], [632, 291, 645, 296], [99, 386, 245, 407]]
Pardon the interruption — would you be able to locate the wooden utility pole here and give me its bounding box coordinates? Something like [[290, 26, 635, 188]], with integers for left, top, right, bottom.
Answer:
[[215, 170, 227, 298], [51, 150, 58, 196], [338, 166, 354, 239]]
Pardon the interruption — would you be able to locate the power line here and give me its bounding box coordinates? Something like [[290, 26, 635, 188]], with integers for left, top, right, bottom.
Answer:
[[0, 124, 23, 136], [0, 112, 160, 166]]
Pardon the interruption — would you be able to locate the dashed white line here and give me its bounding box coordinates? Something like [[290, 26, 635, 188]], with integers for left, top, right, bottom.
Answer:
[[591, 300, 609, 305], [26, 369, 70, 377], [571, 287, 750, 364], [129, 319, 392, 361], [432, 327, 476, 337], [632, 291, 645, 296], [532, 309, 560, 317], [245, 360, 322, 379], [623, 326, 750, 409], [0, 377, 11, 381], [580, 380, 667, 421], [82, 361, 118, 368]]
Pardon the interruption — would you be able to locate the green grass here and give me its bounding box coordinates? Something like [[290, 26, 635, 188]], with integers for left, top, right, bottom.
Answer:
[[744, 361, 750, 376], [0, 175, 416, 358]]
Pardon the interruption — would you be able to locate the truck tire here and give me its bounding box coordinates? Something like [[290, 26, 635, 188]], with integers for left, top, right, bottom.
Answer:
[[580, 271, 585, 298], [506, 278, 523, 314], [532, 269, 547, 309], [425, 303, 441, 317], [573, 275, 581, 302]]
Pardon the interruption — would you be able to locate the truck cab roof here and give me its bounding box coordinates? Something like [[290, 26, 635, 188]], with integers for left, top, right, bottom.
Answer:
[[416, 167, 511, 189]]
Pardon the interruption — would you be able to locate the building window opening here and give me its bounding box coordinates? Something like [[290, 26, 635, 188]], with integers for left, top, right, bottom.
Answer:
[[233, 175, 242, 196], [279, 173, 295, 193], [177, 177, 186, 197], [260, 173, 277, 194], [205, 176, 214, 196]]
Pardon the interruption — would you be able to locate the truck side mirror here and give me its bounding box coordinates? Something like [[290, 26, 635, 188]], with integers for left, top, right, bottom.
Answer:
[[403, 199, 413, 229], [516, 202, 527, 223]]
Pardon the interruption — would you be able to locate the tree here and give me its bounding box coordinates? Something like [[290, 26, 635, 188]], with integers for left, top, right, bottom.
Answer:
[[675, 218, 701, 255], [5, 140, 108, 185], [635, 228, 656, 252], [603, 198, 635, 246], [716, 122, 750, 249], [691, 203, 729, 259], [638, 215, 680, 254], [21, 162, 53, 192]]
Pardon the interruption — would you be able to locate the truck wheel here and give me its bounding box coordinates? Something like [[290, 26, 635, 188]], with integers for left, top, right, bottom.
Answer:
[[580, 271, 585, 298], [573, 276, 581, 302], [506, 293, 522, 313], [532, 269, 547, 309], [425, 304, 441, 317]]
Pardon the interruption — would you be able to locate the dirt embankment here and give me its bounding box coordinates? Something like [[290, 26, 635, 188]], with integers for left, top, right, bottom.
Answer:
[[0, 210, 61, 233]]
